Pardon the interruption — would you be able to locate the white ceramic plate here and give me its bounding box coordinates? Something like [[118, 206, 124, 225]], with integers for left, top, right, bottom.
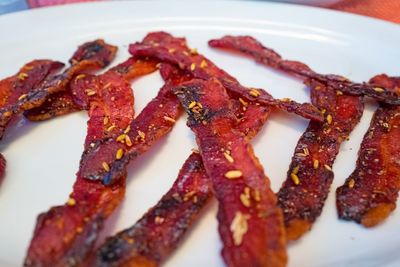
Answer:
[[1, 1, 400, 267]]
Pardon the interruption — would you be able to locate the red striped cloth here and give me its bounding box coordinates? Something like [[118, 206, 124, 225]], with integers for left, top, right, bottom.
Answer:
[[27, 0, 400, 24]]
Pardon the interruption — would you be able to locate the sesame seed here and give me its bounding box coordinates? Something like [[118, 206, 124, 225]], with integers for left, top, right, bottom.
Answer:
[[18, 94, 27, 101], [281, 98, 290, 102], [200, 60, 208, 68], [190, 63, 196, 71], [116, 149, 124, 160], [324, 164, 332, 171], [138, 130, 145, 140], [85, 89, 96, 96], [253, 190, 261, 202], [223, 151, 234, 163], [191, 148, 199, 153], [116, 134, 126, 143], [103, 116, 109, 125], [18, 72, 28, 80], [326, 114, 333, 125], [188, 101, 197, 109], [90, 143, 95, 148], [291, 173, 300, 185], [313, 159, 319, 169], [183, 191, 196, 201], [224, 170, 243, 179], [292, 165, 300, 175], [239, 98, 248, 106], [336, 90, 343, 95], [373, 87, 385, 93], [168, 48, 175, 53], [126, 238, 134, 244], [348, 179, 355, 188], [295, 153, 307, 157], [75, 74, 86, 81], [125, 135, 132, 146], [102, 162, 110, 172], [106, 125, 116, 132], [303, 148, 310, 156], [124, 125, 131, 134], [67, 198, 76, 206], [163, 116, 176, 123], [230, 211, 249, 246], [249, 88, 260, 97], [154, 216, 165, 224], [240, 193, 251, 207], [76, 227, 83, 233]]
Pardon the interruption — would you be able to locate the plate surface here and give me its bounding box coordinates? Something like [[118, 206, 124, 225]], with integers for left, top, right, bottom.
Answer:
[[0, 1, 400, 267]]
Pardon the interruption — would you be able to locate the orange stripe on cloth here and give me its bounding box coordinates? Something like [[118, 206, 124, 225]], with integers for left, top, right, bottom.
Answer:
[[330, 0, 400, 23]]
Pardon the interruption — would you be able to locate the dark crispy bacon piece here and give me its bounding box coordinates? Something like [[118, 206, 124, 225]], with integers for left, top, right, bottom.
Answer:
[[278, 80, 363, 240], [24, 64, 134, 267], [79, 65, 191, 185], [93, 87, 271, 267], [0, 60, 64, 133], [209, 35, 400, 105], [128, 31, 323, 122], [0, 40, 117, 138], [208, 35, 365, 240], [24, 90, 81, 121], [337, 74, 400, 227], [0, 153, 5, 184], [174, 78, 286, 267]]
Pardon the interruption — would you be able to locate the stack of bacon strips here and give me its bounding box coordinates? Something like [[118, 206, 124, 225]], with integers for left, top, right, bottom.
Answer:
[[207, 35, 366, 240], [0, 31, 398, 267]]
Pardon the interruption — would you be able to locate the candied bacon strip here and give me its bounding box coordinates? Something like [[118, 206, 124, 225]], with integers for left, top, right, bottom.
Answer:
[[0, 40, 117, 138], [93, 87, 271, 267], [208, 35, 366, 240], [128, 31, 323, 122], [24, 64, 134, 267], [336, 74, 400, 227], [24, 90, 81, 121], [208, 35, 400, 105], [174, 78, 286, 267], [79, 64, 191, 185], [0, 60, 65, 136], [277, 80, 363, 240]]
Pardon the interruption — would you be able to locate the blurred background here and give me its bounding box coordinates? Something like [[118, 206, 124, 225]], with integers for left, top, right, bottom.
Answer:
[[0, 0, 399, 23]]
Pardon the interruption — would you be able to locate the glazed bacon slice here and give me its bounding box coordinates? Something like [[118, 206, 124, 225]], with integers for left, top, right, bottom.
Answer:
[[174, 78, 286, 267], [93, 87, 271, 267], [24, 90, 81, 121], [0, 60, 65, 137], [336, 74, 400, 227], [208, 35, 400, 105], [208, 35, 365, 240], [0, 40, 117, 138], [24, 63, 135, 267], [278, 80, 363, 240], [128, 31, 323, 122], [79, 64, 191, 185]]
